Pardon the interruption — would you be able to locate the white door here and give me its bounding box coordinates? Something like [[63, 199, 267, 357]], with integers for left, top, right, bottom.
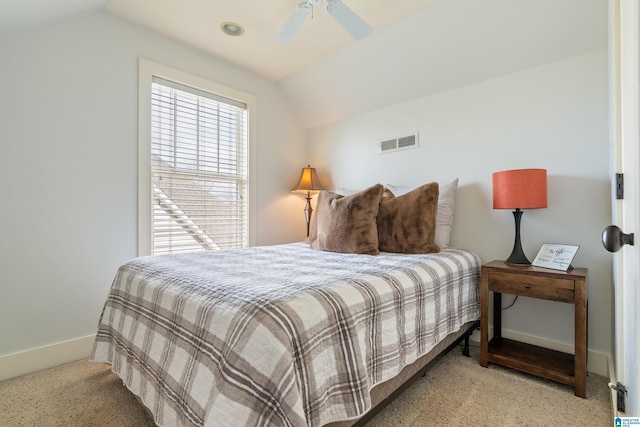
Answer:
[[608, 0, 640, 416]]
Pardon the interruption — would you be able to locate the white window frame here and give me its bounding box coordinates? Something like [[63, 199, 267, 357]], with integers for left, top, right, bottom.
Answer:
[[138, 58, 256, 256]]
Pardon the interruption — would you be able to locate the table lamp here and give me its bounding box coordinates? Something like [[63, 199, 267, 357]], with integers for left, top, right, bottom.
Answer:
[[492, 168, 547, 265], [293, 165, 324, 237]]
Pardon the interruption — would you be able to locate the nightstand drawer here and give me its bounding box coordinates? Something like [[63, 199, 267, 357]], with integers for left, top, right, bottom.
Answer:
[[488, 271, 575, 302]]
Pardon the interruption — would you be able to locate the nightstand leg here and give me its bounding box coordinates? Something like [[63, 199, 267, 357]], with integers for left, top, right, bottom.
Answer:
[[480, 268, 489, 367], [575, 280, 587, 398], [493, 292, 502, 337]]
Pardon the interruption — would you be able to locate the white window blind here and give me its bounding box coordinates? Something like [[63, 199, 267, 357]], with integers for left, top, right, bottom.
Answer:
[[150, 76, 248, 255]]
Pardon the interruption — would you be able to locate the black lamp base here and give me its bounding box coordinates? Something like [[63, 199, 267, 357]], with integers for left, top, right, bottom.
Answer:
[[505, 209, 531, 266]]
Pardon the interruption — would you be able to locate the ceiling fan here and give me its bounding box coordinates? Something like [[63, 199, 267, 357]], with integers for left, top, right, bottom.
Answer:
[[276, 0, 372, 42]]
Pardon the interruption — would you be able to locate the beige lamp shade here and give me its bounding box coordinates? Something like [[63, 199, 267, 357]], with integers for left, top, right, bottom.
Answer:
[[293, 165, 324, 192]]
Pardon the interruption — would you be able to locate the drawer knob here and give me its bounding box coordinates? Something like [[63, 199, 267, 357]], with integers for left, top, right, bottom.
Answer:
[[524, 283, 532, 289]]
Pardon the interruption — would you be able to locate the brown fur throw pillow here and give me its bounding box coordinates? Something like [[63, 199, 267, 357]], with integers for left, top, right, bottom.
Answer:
[[306, 186, 393, 244], [310, 184, 384, 255], [378, 182, 440, 254]]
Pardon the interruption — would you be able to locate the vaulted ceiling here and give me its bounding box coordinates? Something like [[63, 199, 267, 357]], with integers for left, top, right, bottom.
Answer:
[[1, 0, 608, 128]]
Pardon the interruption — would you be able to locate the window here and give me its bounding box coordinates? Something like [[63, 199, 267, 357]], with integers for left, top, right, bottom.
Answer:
[[139, 60, 253, 256]]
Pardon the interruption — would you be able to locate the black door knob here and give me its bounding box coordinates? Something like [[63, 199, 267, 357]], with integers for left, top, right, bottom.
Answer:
[[602, 225, 635, 252]]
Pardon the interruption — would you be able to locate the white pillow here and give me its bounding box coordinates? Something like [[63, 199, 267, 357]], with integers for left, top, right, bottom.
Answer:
[[334, 187, 360, 196], [385, 178, 458, 248]]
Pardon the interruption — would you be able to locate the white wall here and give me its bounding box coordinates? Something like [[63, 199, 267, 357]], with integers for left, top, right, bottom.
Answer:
[[0, 11, 307, 376], [277, 0, 607, 129], [307, 50, 612, 361]]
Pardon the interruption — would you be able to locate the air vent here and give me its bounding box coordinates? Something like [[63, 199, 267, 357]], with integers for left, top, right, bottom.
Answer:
[[379, 133, 419, 154]]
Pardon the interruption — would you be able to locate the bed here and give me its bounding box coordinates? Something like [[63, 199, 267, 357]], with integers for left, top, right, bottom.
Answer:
[[90, 242, 480, 427], [91, 181, 480, 426]]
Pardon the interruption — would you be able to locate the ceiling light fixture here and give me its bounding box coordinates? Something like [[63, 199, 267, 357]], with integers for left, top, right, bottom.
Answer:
[[221, 22, 245, 37]]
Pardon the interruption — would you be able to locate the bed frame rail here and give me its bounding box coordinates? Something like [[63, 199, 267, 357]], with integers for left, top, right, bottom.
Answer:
[[350, 320, 479, 427]]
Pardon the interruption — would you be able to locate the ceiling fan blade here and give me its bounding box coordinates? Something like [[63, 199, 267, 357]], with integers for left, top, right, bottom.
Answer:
[[276, 2, 312, 42], [324, 0, 372, 40]]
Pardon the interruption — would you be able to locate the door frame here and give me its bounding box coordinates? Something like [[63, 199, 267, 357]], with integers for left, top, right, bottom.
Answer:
[[610, 0, 640, 416]]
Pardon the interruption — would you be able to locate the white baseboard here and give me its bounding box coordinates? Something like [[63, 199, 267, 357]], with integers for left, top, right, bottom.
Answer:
[[0, 334, 95, 382], [469, 328, 610, 378]]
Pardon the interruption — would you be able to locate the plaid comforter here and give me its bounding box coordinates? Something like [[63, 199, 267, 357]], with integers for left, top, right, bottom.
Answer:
[[91, 243, 480, 427]]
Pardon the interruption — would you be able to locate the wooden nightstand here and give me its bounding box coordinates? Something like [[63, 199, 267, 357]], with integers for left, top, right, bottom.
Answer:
[[479, 260, 588, 398]]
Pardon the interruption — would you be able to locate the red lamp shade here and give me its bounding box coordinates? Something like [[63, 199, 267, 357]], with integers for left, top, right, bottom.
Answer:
[[493, 169, 547, 210]]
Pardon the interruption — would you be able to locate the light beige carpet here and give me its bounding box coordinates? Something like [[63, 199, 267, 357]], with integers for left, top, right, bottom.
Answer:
[[0, 344, 612, 426]]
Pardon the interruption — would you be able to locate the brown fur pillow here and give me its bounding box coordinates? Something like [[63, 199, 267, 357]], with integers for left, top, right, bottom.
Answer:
[[306, 186, 393, 244], [310, 184, 384, 255], [378, 182, 440, 254]]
